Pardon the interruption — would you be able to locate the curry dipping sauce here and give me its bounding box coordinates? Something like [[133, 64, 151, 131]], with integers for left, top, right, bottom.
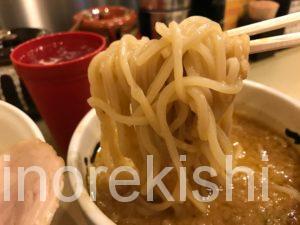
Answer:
[[91, 115, 300, 225]]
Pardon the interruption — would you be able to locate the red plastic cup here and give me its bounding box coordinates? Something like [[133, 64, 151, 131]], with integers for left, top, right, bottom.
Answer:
[[11, 32, 106, 152]]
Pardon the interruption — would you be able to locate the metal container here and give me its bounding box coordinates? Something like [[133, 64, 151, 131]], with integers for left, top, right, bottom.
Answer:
[[143, 10, 190, 38], [139, 0, 191, 11], [138, 0, 191, 38]]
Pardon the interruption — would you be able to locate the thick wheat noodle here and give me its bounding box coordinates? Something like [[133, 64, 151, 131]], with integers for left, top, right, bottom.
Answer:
[[88, 16, 300, 216]]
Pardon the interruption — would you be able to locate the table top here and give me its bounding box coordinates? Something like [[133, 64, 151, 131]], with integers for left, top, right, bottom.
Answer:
[[248, 47, 300, 101], [50, 47, 300, 225]]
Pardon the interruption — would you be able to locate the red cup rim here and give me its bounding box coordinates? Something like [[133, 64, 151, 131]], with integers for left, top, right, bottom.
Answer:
[[10, 31, 106, 69]]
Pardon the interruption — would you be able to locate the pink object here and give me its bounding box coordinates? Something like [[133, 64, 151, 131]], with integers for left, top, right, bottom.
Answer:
[[0, 139, 65, 225], [10, 32, 106, 151]]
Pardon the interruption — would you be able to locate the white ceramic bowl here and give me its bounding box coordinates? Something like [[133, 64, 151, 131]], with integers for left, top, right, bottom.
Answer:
[[0, 100, 44, 152], [67, 80, 300, 225]]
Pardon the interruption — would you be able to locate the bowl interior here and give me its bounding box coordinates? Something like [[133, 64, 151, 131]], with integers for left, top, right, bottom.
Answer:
[[0, 101, 44, 153], [67, 80, 300, 225]]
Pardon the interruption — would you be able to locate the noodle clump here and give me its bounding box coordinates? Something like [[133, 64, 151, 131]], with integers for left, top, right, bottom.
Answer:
[[88, 16, 250, 213]]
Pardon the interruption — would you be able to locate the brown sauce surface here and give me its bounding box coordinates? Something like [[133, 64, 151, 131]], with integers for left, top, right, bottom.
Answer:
[[94, 115, 300, 225]]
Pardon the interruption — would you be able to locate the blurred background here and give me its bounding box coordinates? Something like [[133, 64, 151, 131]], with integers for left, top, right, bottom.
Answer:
[[1, 0, 299, 34], [0, 0, 138, 32]]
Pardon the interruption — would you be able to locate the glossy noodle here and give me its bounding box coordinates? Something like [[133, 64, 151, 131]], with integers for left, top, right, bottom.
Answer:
[[88, 16, 300, 221]]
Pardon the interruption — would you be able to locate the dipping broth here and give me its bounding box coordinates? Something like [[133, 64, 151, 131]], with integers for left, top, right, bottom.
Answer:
[[92, 115, 300, 225]]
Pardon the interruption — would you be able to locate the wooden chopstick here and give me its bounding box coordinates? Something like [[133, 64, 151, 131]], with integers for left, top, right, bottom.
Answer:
[[225, 12, 300, 54], [227, 12, 300, 36], [250, 32, 300, 54]]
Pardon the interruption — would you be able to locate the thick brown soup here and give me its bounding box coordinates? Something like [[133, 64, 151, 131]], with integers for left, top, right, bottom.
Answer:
[[93, 115, 300, 225]]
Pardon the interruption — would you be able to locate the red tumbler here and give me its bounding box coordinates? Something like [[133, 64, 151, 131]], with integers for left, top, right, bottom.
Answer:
[[10, 32, 106, 152]]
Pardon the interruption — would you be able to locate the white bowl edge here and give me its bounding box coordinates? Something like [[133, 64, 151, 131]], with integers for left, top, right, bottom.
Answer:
[[68, 109, 115, 225], [0, 101, 44, 150]]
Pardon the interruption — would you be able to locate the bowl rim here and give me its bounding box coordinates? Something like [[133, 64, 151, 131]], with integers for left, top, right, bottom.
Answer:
[[0, 100, 45, 141], [68, 108, 115, 225], [67, 80, 300, 225]]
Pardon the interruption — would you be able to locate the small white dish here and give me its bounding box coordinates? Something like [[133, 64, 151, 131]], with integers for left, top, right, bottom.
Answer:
[[67, 80, 300, 225], [0, 100, 44, 152]]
